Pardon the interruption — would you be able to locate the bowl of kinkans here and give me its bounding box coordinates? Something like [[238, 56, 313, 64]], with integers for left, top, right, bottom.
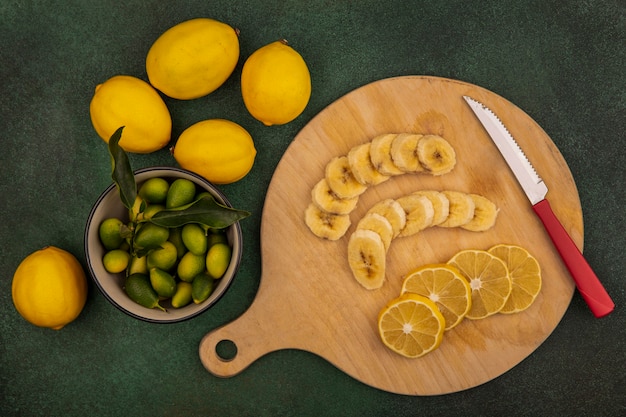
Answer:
[[84, 166, 244, 323]]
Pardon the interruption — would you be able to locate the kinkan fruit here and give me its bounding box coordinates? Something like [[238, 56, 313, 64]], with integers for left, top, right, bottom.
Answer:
[[98, 176, 234, 310]]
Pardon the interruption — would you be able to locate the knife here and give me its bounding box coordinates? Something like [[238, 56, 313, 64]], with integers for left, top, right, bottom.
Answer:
[[463, 95, 614, 318]]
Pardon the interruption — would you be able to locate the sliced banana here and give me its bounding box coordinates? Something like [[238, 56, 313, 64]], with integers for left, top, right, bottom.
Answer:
[[390, 133, 424, 173], [416, 134, 456, 176], [347, 229, 387, 290], [369, 133, 405, 176], [461, 194, 500, 232], [325, 156, 368, 199], [438, 191, 475, 228], [347, 142, 390, 186], [341, 190, 497, 290], [356, 212, 394, 252], [411, 190, 450, 226], [305, 132, 469, 243], [366, 199, 407, 238], [396, 194, 435, 237], [311, 178, 358, 215], [304, 203, 351, 240]]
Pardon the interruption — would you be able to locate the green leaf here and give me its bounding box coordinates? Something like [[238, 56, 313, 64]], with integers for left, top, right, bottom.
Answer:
[[148, 194, 250, 229], [108, 126, 137, 210]]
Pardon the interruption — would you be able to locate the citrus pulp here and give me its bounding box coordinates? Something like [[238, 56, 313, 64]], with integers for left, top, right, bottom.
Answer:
[[377, 293, 445, 358], [401, 264, 471, 330], [488, 244, 542, 313], [448, 249, 511, 320]]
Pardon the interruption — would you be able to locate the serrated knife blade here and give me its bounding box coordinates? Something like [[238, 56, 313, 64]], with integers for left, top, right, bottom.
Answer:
[[464, 95, 614, 318]]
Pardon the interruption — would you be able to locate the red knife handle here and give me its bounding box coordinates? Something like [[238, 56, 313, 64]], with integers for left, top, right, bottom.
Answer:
[[532, 199, 614, 318]]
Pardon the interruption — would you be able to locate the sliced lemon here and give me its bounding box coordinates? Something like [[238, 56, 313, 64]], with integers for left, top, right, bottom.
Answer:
[[447, 249, 511, 320], [400, 264, 471, 330], [377, 293, 445, 358], [488, 244, 542, 314]]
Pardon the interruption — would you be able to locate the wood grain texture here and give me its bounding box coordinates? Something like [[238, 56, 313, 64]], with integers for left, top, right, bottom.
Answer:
[[199, 76, 580, 395]]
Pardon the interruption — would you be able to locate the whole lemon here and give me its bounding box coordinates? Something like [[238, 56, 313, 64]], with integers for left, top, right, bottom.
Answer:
[[241, 40, 311, 126], [12, 246, 88, 330], [172, 119, 256, 184], [146, 18, 240, 100], [90, 75, 172, 153]]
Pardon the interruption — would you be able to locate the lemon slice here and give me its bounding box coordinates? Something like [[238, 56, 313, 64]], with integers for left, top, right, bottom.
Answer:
[[400, 264, 471, 330], [488, 244, 542, 313], [447, 249, 511, 320], [377, 293, 445, 358]]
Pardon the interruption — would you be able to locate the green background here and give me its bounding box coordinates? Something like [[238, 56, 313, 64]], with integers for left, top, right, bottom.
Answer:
[[1, 1, 624, 416]]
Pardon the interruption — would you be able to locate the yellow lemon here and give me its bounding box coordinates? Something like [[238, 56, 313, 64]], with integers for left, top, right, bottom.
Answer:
[[12, 246, 88, 330], [90, 75, 172, 153], [172, 119, 256, 184], [146, 18, 240, 100], [241, 40, 311, 126]]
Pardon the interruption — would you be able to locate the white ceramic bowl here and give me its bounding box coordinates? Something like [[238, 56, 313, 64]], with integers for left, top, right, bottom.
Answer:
[[84, 167, 243, 323]]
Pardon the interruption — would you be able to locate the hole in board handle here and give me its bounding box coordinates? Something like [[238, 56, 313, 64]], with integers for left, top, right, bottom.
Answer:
[[215, 339, 238, 361]]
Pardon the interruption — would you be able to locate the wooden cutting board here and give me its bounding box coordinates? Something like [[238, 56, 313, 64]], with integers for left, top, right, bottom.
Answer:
[[199, 76, 580, 395]]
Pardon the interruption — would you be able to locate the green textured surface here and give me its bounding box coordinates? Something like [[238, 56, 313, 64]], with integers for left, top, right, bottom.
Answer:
[[1, 1, 624, 416]]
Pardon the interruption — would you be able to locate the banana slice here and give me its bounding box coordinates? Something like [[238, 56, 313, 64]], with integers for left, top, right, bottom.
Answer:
[[348, 229, 387, 290], [416, 134, 456, 176], [311, 178, 358, 215], [348, 143, 390, 186], [369, 133, 405, 176], [304, 203, 351, 240], [325, 156, 368, 199], [356, 212, 394, 252], [366, 199, 407, 238], [396, 194, 435, 237], [461, 194, 499, 232], [390, 133, 424, 173], [411, 190, 450, 226], [438, 191, 475, 228]]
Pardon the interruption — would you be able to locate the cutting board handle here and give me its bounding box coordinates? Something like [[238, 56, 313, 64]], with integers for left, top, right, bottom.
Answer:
[[198, 307, 288, 377], [199, 322, 259, 377]]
